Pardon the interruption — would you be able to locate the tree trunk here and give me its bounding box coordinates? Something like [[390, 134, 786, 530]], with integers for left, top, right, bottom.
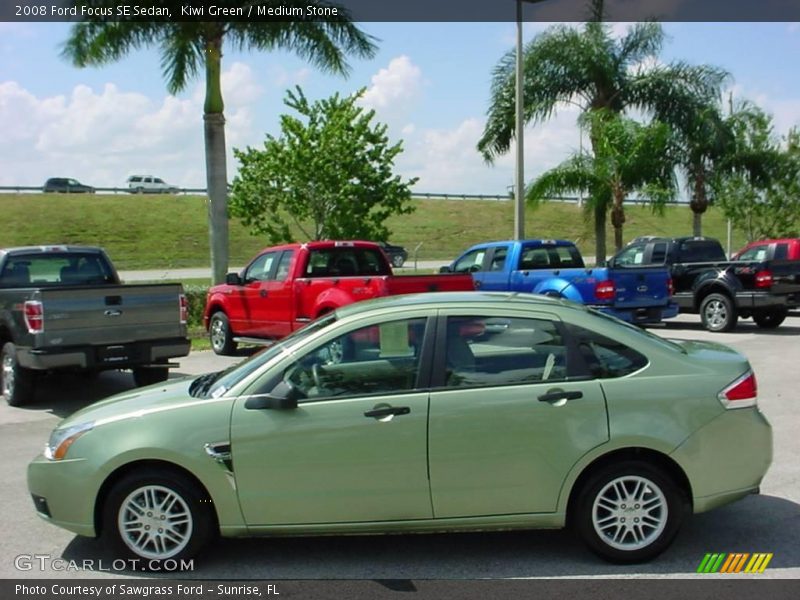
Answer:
[[204, 36, 229, 285], [611, 190, 626, 252], [594, 202, 607, 266], [689, 170, 707, 238]]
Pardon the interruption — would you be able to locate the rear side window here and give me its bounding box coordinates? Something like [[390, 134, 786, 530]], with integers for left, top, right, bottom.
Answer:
[[774, 244, 788, 260], [566, 323, 648, 379], [552, 246, 584, 268], [651, 242, 667, 264], [520, 247, 551, 269]]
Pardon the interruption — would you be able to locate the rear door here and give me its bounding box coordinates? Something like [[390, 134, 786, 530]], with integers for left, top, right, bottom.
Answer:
[[609, 242, 672, 309], [470, 244, 512, 291], [427, 309, 608, 517]]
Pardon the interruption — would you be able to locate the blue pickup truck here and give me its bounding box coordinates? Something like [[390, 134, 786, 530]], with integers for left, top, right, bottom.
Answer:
[[442, 239, 678, 324]]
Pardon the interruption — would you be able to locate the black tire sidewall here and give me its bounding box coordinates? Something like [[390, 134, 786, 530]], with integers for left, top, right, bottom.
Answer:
[[753, 308, 787, 329], [700, 293, 737, 332], [132, 364, 169, 387], [102, 468, 214, 567], [574, 461, 686, 564]]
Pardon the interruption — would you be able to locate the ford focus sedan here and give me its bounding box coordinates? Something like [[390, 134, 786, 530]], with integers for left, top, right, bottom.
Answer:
[[28, 292, 771, 566]]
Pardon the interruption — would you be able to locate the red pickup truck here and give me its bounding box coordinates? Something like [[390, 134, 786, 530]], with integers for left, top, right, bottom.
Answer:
[[733, 238, 800, 261], [203, 241, 475, 355]]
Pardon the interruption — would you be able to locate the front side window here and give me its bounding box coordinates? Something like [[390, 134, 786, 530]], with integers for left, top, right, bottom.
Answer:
[[453, 249, 486, 273], [245, 252, 276, 282], [442, 316, 567, 388], [737, 245, 769, 262], [565, 323, 648, 379], [284, 317, 427, 401], [613, 244, 646, 266]]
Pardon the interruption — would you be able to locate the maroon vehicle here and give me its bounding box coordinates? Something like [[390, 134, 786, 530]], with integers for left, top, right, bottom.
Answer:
[[203, 241, 474, 355]]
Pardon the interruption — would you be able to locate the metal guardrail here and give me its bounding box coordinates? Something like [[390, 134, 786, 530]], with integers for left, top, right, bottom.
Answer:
[[0, 186, 685, 205]]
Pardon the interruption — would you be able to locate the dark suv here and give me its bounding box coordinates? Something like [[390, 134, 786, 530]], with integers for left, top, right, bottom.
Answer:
[[43, 178, 95, 194]]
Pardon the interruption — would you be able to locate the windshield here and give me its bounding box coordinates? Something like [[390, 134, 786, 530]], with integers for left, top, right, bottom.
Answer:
[[191, 313, 338, 398]]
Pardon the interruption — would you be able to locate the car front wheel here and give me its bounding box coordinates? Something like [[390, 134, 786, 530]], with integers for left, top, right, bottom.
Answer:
[[209, 312, 237, 355], [574, 461, 686, 563], [102, 468, 214, 567]]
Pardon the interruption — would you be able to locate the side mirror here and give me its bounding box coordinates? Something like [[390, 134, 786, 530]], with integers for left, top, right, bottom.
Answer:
[[244, 380, 299, 410], [225, 272, 242, 286], [439, 265, 452, 273]]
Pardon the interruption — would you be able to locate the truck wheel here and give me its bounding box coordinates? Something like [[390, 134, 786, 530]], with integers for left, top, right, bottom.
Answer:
[[574, 461, 686, 564], [209, 312, 237, 356], [1, 342, 35, 407], [753, 308, 787, 329], [132, 362, 169, 387], [102, 467, 214, 567], [699, 293, 738, 332]]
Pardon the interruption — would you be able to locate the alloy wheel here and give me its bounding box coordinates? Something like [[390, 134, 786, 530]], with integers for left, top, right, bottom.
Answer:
[[117, 485, 193, 560], [591, 475, 668, 551]]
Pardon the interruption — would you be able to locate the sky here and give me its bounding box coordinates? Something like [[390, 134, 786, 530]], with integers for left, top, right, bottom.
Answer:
[[1, 20, 800, 195]]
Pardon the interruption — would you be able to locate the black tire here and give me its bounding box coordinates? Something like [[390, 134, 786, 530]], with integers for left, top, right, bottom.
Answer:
[[1, 342, 35, 407], [753, 308, 787, 329], [392, 255, 405, 268], [209, 312, 237, 356], [132, 361, 169, 387], [574, 460, 687, 564], [102, 468, 214, 567], [699, 292, 738, 332]]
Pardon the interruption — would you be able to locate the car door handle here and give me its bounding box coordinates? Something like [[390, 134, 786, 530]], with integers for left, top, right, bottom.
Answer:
[[538, 390, 583, 402], [260, 289, 268, 297], [364, 406, 411, 418]]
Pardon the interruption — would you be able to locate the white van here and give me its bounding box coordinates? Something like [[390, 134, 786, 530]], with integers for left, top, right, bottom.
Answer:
[[126, 175, 179, 194]]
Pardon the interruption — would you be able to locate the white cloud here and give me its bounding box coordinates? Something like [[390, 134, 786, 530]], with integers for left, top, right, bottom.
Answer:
[[268, 65, 311, 89], [360, 55, 422, 111], [0, 62, 262, 188]]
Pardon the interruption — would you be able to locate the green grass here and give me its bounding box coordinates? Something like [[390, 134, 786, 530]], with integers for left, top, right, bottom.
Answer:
[[0, 193, 748, 268]]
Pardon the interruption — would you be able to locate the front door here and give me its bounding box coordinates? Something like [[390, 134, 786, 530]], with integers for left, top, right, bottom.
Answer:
[[427, 311, 608, 517], [231, 315, 434, 525]]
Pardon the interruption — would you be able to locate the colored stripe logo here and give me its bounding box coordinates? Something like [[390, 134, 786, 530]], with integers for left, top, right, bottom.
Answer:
[[697, 553, 773, 573]]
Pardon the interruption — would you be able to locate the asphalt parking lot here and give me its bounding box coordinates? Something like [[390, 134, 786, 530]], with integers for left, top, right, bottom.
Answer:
[[1, 313, 798, 580]]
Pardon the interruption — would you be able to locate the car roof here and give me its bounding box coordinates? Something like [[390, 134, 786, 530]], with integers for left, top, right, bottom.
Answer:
[[0, 245, 105, 258], [335, 291, 573, 319]]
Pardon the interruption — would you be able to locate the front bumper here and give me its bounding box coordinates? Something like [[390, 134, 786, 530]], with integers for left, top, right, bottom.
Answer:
[[27, 454, 100, 537], [17, 337, 190, 371]]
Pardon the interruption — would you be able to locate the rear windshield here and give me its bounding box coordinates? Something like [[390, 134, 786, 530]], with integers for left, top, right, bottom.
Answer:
[[304, 248, 390, 277], [0, 253, 115, 287]]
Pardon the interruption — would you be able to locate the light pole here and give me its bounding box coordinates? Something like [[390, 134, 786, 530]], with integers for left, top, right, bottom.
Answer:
[[514, 0, 525, 240]]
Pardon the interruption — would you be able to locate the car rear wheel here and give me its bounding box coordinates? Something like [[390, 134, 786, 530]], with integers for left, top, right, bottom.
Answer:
[[132, 361, 170, 387], [1, 342, 35, 407], [392, 255, 405, 268], [753, 308, 787, 329], [209, 312, 237, 356], [102, 468, 214, 567], [574, 461, 686, 563], [699, 293, 738, 332]]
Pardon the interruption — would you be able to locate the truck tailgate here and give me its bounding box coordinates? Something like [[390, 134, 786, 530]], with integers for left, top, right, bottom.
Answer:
[[37, 284, 185, 346], [609, 265, 672, 308]]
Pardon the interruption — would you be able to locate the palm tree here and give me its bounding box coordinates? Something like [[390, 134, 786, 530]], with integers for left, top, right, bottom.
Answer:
[[62, 1, 377, 283], [527, 112, 676, 253], [672, 103, 732, 236], [478, 14, 727, 263]]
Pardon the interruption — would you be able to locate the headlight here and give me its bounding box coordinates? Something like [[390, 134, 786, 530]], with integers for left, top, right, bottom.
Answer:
[[44, 422, 94, 460]]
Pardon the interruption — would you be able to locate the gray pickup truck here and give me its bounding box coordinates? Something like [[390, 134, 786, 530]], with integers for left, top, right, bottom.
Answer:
[[0, 246, 190, 406]]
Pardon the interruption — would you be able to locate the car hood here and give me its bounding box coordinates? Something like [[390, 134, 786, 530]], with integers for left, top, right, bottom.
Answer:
[[58, 376, 222, 429]]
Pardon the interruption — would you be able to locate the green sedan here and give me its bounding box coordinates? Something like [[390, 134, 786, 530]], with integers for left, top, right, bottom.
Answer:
[[28, 292, 772, 566]]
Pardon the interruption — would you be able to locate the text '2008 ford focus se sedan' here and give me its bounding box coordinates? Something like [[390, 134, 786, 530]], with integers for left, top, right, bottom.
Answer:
[[28, 292, 771, 566]]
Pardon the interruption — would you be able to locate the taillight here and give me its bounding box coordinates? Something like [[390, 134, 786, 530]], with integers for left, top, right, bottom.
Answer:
[[718, 370, 758, 409], [667, 278, 674, 297], [595, 281, 615, 301], [24, 300, 44, 334], [179, 294, 188, 324], [755, 270, 772, 289]]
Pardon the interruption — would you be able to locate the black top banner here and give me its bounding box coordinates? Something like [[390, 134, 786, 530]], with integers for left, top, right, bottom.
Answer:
[[4, 0, 800, 23]]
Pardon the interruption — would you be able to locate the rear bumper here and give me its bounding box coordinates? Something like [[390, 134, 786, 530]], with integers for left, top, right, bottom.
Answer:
[[593, 302, 679, 324], [670, 407, 772, 514], [736, 291, 796, 310], [17, 337, 190, 371]]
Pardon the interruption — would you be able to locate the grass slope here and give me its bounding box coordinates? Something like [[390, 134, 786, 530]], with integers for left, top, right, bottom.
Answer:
[[0, 193, 747, 269]]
